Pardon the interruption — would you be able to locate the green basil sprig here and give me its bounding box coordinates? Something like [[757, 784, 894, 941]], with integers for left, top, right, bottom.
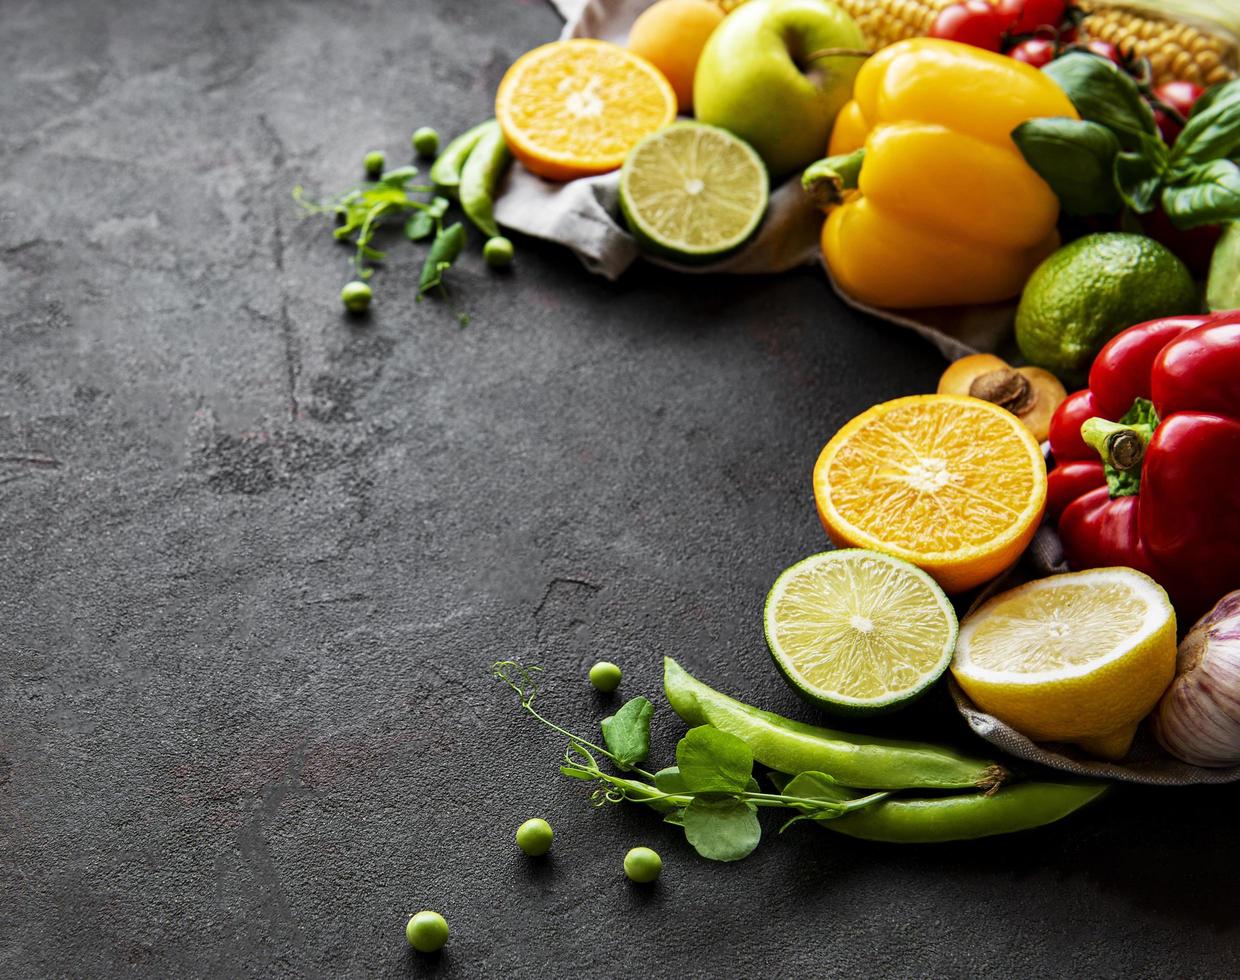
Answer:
[[1012, 52, 1240, 230]]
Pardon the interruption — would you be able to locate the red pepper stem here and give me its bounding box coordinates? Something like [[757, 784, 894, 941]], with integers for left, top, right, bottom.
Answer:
[[1080, 417, 1151, 472]]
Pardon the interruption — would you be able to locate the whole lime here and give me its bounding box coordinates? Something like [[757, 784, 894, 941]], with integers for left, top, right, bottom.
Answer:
[[1015, 233, 1199, 385]]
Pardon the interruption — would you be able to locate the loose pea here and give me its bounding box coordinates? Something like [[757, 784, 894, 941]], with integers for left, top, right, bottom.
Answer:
[[589, 661, 622, 693], [412, 126, 440, 157], [340, 280, 372, 313], [405, 910, 449, 952], [484, 236, 515, 268], [623, 846, 662, 883], [363, 150, 385, 180], [515, 817, 553, 856]]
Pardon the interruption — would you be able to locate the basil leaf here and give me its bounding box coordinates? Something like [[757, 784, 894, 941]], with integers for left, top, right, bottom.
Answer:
[[1011, 117, 1122, 216], [405, 210, 435, 241], [1042, 53, 1157, 150], [675, 725, 754, 794], [682, 797, 761, 862], [600, 696, 653, 769], [1207, 222, 1240, 312], [1162, 159, 1240, 230], [1171, 78, 1240, 171], [1114, 151, 1163, 213]]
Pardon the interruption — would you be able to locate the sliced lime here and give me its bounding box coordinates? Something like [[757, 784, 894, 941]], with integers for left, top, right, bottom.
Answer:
[[618, 121, 768, 263], [763, 549, 958, 715]]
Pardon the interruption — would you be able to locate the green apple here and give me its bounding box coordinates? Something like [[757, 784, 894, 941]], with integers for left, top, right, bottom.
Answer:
[[694, 0, 866, 177]]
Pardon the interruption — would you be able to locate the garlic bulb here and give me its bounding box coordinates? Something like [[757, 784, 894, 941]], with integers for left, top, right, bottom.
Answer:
[[1155, 591, 1240, 767]]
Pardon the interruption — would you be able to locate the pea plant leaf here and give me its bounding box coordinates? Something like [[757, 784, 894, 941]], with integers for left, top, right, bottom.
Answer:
[[600, 697, 654, 769], [675, 725, 754, 794], [682, 797, 761, 862]]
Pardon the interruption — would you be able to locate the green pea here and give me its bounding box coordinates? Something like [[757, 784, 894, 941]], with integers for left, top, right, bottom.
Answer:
[[364, 150, 385, 180], [822, 780, 1109, 843], [412, 126, 440, 157], [483, 236, 515, 268], [664, 657, 1006, 792], [623, 846, 662, 884], [515, 817, 553, 856], [405, 910, 448, 952], [459, 120, 510, 240], [589, 661, 622, 693], [340, 280, 372, 313]]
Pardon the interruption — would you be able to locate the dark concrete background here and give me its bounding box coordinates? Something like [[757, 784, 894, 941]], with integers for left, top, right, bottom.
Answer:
[[3, 1, 1239, 977]]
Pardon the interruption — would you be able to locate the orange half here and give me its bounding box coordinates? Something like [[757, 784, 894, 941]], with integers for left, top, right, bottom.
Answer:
[[813, 395, 1047, 593], [496, 39, 677, 181]]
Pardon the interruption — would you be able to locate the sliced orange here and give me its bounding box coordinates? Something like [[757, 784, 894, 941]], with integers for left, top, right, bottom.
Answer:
[[813, 395, 1047, 593], [495, 39, 677, 182]]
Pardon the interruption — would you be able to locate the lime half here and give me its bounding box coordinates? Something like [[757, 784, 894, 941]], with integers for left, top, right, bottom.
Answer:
[[764, 550, 958, 715], [619, 121, 768, 264]]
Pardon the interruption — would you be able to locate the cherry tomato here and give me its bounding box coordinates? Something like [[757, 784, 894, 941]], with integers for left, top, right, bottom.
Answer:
[[1009, 37, 1057, 68], [1080, 39, 1121, 64], [1150, 81, 1203, 144], [998, 0, 1066, 33], [931, 1, 1007, 52]]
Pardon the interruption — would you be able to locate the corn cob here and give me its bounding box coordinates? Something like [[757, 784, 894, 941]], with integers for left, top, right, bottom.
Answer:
[[710, 0, 1238, 87]]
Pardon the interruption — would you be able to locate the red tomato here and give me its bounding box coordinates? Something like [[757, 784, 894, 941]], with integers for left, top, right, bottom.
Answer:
[[1080, 39, 1122, 64], [1009, 37, 1056, 67], [931, 1, 1007, 51], [998, 0, 1066, 33], [1151, 82, 1203, 144]]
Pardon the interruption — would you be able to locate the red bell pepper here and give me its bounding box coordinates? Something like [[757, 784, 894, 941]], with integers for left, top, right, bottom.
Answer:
[[1047, 311, 1240, 621]]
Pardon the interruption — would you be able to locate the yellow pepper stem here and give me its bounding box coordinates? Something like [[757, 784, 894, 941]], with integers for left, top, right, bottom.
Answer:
[[803, 149, 865, 209]]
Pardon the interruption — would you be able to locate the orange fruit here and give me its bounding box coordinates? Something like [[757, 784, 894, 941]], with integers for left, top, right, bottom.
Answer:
[[627, 0, 724, 112], [495, 39, 677, 182], [813, 395, 1047, 593]]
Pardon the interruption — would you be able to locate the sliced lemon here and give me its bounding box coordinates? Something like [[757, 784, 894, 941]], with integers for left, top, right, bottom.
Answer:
[[952, 567, 1177, 760], [764, 549, 958, 715]]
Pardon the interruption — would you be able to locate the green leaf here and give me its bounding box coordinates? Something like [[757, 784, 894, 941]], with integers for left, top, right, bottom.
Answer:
[[428, 195, 450, 219], [1170, 78, 1240, 171], [1114, 151, 1163, 213], [559, 766, 597, 781], [663, 808, 686, 828], [1162, 159, 1240, 230], [378, 165, 418, 186], [600, 697, 653, 769], [418, 221, 466, 294], [1011, 118, 1122, 216], [682, 797, 761, 862], [675, 726, 754, 794], [405, 210, 436, 241], [653, 766, 689, 794], [1042, 53, 1157, 150], [782, 770, 855, 805], [1207, 222, 1240, 312]]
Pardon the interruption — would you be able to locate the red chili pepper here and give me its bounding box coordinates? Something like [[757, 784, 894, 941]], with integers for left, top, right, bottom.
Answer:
[[1047, 311, 1240, 621]]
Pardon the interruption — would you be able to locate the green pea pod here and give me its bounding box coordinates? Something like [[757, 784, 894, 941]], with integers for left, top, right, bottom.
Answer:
[[418, 222, 466, 294], [663, 658, 1007, 792], [459, 120, 510, 240], [429, 120, 493, 192], [822, 780, 1109, 843]]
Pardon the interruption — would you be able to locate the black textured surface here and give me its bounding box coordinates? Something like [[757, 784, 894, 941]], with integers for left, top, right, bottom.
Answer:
[[3, 2, 1239, 977]]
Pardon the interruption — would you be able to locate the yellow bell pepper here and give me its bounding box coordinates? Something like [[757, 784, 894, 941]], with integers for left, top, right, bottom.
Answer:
[[817, 38, 1078, 309]]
